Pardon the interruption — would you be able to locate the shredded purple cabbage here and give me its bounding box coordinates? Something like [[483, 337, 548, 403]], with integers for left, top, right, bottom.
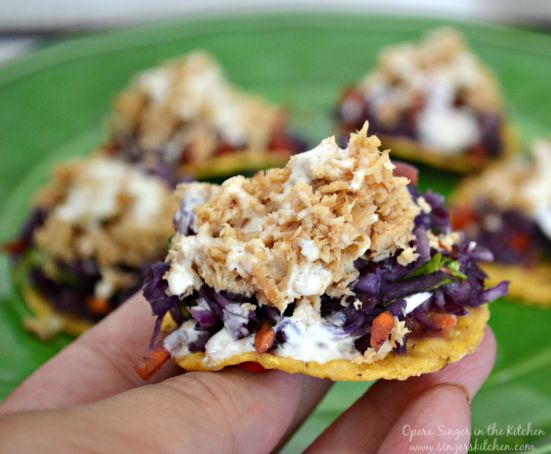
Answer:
[[7, 207, 158, 325], [463, 206, 551, 266], [28, 259, 147, 323]]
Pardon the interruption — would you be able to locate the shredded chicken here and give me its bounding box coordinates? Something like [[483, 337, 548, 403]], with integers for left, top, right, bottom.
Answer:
[[166, 124, 421, 311]]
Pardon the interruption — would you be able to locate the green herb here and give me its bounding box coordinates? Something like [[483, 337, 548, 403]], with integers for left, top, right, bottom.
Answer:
[[447, 260, 467, 280], [408, 253, 445, 278], [406, 253, 467, 281]]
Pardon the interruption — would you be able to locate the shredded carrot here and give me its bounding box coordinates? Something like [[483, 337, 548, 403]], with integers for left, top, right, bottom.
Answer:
[[238, 362, 267, 374], [86, 297, 111, 315], [428, 312, 458, 333], [134, 346, 170, 380], [215, 141, 239, 156], [2, 239, 27, 255], [451, 206, 476, 230], [510, 232, 531, 253], [254, 323, 275, 354], [370, 311, 395, 351], [467, 143, 487, 161], [268, 134, 295, 153]]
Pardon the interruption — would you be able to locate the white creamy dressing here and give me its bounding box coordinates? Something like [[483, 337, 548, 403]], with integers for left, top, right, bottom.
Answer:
[[365, 45, 483, 154], [416, 71, 480, 154], [165, 298, 421, 366], [164, 320, 202, 358], [222, 303, 255, 338], [288, 137, 364, 190], [138, 67, 171, 103], [522, 141, 551, 239], [204, 327, 255, 364], [167, 232, 214, 296], [166, 262, 196, 296], [274, 302, 359, 363], [93, 268, 124, 300], [94, 279, 114, 300], [286, 262, 333, 300], [403, 292, 433, 314], [417, 107, 480, 154], [168, 301, 361, 365], [56, 158, 164, 225], [174, 188, 212, 234], [226, 242, 258, 277], [300, 239, 320, 261]]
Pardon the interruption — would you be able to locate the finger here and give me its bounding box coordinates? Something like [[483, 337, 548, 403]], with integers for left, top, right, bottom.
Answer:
[[306, 327, 496, 453], [377, 384, 471, 454], [0, 369, 332, 453], [1, 293, 175, 413], [104, 369, 331, 453], [275, 377, 333, 451]]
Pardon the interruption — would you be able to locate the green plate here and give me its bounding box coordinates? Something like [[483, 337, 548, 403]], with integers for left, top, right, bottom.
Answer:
[[1, 13, 550, 452]]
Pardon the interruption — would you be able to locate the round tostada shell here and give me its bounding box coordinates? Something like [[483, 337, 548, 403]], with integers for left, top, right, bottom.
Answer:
[[183, 150, 292, 180], [450, 175, 551, 308], [173, 305, 489, 381], [378, 123, 518, 173], [482, 263, 551, 308], [22, 284, 93, 336]]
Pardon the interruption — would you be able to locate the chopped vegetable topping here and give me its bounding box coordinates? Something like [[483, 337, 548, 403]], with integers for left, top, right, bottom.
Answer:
[[370, 311, 395, 351], [2, 239, 28, 255], [86, 297, 111, 315], [427, 312, 458, 333], [134, 345, 170, 380], [254, 323, 276, 353]]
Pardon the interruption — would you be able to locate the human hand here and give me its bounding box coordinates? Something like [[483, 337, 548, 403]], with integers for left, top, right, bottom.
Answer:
[[0, 293, 496, 453]]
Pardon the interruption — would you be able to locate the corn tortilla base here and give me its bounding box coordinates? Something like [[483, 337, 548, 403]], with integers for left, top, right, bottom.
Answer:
[[23, 284, 93, 336], [174, 305, 489, 381], [482, 263, 551, 308], [183, 150, 291, 180], [378, 123, 518, 173]]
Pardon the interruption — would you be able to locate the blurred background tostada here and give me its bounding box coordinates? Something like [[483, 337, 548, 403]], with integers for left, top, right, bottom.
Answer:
[[105, 51, 307, 183], [451, 139, 551, 307], [336, 28, 517, 173], [5, 158, 175, 338]]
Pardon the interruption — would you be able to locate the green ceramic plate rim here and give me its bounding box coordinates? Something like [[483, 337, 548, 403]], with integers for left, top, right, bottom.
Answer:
[[1, 11, 550, 225], [2, 11, 551, 91]]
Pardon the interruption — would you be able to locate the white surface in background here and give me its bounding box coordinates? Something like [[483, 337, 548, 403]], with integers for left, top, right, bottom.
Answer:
[[1, 0, 551, 29], [0, 38, 36, 63], [1, 0, 550, 65]]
